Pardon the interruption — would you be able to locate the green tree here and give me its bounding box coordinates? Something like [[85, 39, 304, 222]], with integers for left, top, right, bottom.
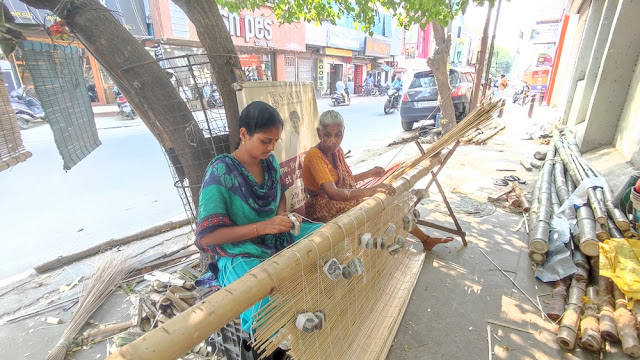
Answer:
[[489, 46, 513, 78]]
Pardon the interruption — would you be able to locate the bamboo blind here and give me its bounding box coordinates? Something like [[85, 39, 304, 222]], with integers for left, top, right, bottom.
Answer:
[[21, 40, 100, 170], [252, 190, 424, 359], [0, 75, 31, 172]]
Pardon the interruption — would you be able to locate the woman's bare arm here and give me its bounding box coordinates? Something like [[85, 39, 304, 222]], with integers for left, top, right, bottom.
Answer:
[[198, 215, 293, 247], [319, 181, 395, 202]]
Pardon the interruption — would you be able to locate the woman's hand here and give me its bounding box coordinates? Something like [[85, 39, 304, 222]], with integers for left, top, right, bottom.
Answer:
[[257, 215, 294, 235], [372, 183, 396, 196], [368, 166, 386, 178]]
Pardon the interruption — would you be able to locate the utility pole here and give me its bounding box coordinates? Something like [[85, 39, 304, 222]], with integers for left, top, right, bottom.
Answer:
[[483, 0, 504, 98], [470, 2, 493, 111]]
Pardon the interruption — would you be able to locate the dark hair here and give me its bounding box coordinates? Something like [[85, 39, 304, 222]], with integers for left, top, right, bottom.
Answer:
[[239, 101, 284, 136]]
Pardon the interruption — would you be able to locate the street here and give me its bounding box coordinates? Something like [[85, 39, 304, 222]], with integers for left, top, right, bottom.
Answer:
[[0, 95, 410, 281]]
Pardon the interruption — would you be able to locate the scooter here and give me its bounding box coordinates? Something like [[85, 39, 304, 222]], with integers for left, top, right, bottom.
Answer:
[[383, 88, 402, 114], [10, 87, 46, 129], [331, 91, 350, 106], [113, 86, 137, 119], [205, 83, 223, 108]]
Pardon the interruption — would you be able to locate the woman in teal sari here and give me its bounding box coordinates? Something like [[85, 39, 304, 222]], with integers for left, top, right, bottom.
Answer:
[[195, 101, 317, 334]]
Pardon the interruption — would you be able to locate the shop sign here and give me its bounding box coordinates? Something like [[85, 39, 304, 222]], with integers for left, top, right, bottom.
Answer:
[[530, 22, 560, 44], [365, 37, 391, 57], [317, 58, 326, 89], [325, 48, 353, 57], [220, 9, 275, 43], [325, 56, 341, 63], [327, 28, 362, 51]]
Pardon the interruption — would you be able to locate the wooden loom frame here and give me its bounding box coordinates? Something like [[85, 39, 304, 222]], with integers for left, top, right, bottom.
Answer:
[[413, 139, 468, 246]]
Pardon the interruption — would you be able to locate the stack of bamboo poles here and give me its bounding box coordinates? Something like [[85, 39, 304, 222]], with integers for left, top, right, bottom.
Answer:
[[385, 100, 500, 185], [525, 129, 640, 355]]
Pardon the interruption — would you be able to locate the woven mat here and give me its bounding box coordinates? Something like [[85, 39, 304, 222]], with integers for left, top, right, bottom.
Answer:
[[22, 40, 100, 170], [252, 191, 425, 359], [0, 74, 31, 172]]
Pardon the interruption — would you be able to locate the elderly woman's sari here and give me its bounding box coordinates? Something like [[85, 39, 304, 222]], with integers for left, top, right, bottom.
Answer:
[[302, 147, 361, 223]]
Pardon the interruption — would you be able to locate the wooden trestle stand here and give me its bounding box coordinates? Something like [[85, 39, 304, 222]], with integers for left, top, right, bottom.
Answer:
[[411, 139, 468, 246]]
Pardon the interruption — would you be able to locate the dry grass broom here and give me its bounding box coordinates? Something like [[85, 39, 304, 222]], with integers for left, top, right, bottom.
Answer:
[[46, 255, 132, 360]]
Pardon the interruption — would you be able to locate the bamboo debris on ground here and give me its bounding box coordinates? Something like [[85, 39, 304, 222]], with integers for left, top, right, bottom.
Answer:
[[580, 286, 602, 352], [557, 275, 587, 350], [511, 182, 530, 212], [546, 277, 570, 321], [613, 284, 640, 357], [472, 122, 505, 144]]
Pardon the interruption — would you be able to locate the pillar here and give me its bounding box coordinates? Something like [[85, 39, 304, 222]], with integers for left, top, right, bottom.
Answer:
[[579, 0, 640, 152], [567, 0, 618, 127], [561, 0, 606, 125]]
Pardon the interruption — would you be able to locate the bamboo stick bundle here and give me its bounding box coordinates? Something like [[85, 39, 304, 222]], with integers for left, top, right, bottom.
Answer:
[[576, 206, 599, 256], [607, 218, 624, 238], [46, 255, 132, 360], [580, 286, 602, 352], [613, 284, 640, 357], [598, 276, 619, 343], [385, 100, 500, 184], [557, 275, 587, 350], [546, 277, 571, 321], [472, 122, 505, 144]]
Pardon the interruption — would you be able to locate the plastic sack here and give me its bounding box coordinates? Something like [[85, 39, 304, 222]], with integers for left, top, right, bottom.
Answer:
[[600, 238, 640, 300], [535, 218, 578, 282]]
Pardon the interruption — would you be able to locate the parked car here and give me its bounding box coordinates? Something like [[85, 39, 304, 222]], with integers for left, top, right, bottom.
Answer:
[[399, 68, 475, 131]]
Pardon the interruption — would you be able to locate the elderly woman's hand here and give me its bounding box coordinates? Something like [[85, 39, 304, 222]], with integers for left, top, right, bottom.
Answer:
[[373, 183, 396, 196], [368, 166, 386, 178]]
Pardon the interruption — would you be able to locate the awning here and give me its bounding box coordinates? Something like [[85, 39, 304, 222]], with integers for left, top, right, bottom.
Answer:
[[379, 64, 392, 71]]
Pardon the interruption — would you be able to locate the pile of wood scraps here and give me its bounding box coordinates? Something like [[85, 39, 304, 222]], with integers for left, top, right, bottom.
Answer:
[[487, 177, 530, 213]]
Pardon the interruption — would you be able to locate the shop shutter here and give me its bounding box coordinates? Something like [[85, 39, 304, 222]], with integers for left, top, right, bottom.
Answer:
[[284, 56, 296, 81], [298, 58, 313, 82]]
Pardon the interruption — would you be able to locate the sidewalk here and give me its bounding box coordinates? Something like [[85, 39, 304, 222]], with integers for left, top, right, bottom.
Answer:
[[1, 103, 634, 359]]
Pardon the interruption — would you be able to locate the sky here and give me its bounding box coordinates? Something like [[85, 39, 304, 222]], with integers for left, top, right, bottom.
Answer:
[[462, 0, 567, 49]]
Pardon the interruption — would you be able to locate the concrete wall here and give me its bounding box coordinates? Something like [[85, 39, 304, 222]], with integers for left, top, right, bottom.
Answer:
[[614, 54, 640, 168], [577, 0, 640, 152]]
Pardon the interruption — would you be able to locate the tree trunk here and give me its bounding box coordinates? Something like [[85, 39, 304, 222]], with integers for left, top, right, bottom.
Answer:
[[471, 4, 492, 110], [172, 0, 245, 150], [426, 22, 455, 134], [483, 0, 503, 99], [21, 0, 212, 210]]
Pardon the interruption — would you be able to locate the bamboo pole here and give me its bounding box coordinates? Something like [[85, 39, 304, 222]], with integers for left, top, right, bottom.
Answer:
[[613, 284, 640, 357], [553, 156, 570, 204], [546, 277, 570, 321], [576, 204, 599, 256], [510, 182, 529, 212], [580, 286, 602, 352], [571, 242, 589, 270], [607, 218, 624, 238], [625, 227, 640, 240], [598, 276, 619, 343], [107, 153, 445, 360], [557, 275, 587, 350], [529, 142, 555, 254], [529, 251, 546, 265]]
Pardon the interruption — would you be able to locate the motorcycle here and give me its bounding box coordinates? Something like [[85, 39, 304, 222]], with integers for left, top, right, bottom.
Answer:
[[205, 83, 223, 108], [10, 87, 46, 129], [383, 88, 402, 114], [113, 86, 137, 119], [331, 91, 350, 106], [376, 84, 390, 96]]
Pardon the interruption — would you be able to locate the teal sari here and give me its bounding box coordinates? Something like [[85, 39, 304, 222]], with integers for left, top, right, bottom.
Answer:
[[195, 153, 319, 332]]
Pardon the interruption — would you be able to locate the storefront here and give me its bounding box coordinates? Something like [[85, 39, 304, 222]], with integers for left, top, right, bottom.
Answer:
[[5, 0, 150, 105], [149, 2, 306, 83], [364, 37, 392, 85]]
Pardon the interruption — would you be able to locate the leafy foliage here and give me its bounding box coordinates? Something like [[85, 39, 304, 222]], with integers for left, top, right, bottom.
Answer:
[[216, 0, 492, 33], [489, 46, 513, 77]]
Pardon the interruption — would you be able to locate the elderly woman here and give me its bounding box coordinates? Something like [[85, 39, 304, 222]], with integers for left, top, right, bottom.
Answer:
[[302, 110, 453, 250], [195, 101, 319, 333]]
